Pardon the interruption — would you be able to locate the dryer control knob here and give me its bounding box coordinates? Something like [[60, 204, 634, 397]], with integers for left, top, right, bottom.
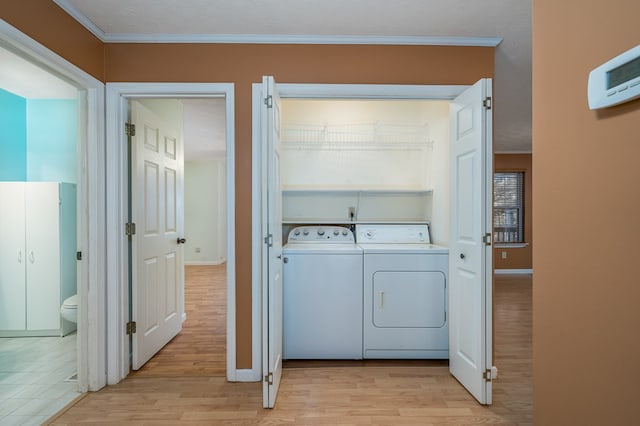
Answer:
[[317, 229, 325, 236], [342, 230, 348, 235], [294, 230, 301, 236], [303, 230, 309, 236], [333, 230, 339, 236]]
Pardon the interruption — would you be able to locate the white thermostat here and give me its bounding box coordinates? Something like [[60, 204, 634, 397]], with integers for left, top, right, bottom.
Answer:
[[588, 44, 640, 110]]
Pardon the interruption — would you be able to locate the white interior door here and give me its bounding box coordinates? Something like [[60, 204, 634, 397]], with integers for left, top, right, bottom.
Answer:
[[261, 76, 284, 408], [0, 183, 27, 331], [131, 100, 184, 370], [449, 78, 493, 404]]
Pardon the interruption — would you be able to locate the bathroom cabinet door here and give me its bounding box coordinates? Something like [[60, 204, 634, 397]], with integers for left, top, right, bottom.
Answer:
[[0, 183, 27, 331], [0, 182, 75, 336], [25, 182, 62, 331]]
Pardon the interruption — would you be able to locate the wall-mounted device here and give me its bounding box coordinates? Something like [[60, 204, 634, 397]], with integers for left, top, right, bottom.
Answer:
[[588, 44, 640, 110]]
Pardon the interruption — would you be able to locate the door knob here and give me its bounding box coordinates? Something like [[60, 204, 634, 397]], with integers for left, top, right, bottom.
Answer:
[[177, 238, 186, 244]]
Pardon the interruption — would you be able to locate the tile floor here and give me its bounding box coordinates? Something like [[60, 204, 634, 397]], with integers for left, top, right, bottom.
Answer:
[[0, 334, 79, 425]]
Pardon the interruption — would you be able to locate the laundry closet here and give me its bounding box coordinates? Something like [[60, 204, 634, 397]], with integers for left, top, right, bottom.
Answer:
[[279, 98, 452, 360]]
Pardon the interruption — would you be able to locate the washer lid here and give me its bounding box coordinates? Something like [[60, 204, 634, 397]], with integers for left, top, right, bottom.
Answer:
[[283, 243, 363, 254]]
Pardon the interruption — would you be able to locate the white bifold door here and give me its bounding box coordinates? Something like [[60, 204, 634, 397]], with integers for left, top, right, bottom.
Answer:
[[259, 77, 493, 407], [261, 76, 284, 408], [449, 79, 494, 404], [130, 100, 185, 370]]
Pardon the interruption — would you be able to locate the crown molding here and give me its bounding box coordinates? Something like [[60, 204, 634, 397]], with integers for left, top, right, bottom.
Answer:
[[102, 33, 502, 46], [54, 0, 107, 41], [53, 0, 502, 46]]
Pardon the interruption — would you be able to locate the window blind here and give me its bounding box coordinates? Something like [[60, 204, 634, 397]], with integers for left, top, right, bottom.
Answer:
[[493, 172, 524, 243]]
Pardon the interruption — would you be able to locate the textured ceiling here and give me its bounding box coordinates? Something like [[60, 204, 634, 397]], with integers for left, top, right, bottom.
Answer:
[[0, 47, 77, 99]]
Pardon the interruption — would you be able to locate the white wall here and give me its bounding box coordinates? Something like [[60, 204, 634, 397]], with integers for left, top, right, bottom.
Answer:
[[418, 101, 449, 246], [280, 99, 450, 245], [184, 159, 226, 264]]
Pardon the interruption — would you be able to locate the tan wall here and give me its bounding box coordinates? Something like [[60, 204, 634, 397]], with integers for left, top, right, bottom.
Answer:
[[1, 1, 104, 81], [533, 1, 640, 424], [104, 43, 494, 368], [493, 154, 532, 270], [2, 3, 494, 370]]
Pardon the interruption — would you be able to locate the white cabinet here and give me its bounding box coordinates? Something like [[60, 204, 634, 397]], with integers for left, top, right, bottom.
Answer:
[[0, 182, 77, 336]]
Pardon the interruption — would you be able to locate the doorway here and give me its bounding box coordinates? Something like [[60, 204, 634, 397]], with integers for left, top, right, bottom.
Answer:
[[254, 80, 494, 407], [105, 83, 236, 384], [126, 97, 228, 374], [0, 19, 106, 423]]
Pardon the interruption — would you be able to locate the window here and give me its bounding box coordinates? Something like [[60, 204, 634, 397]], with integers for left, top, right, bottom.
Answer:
[[493, 172, 524, 243]]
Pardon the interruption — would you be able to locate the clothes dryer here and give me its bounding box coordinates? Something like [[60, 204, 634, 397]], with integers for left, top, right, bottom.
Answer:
[[356, 224, 449, 359]]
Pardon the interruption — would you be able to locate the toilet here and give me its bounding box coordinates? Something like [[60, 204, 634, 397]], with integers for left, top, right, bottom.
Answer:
[[60, 294, 78, 324]]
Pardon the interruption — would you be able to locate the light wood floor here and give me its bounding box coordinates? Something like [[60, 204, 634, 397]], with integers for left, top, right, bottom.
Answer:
[[131, 264, 227, 377], [49, 269, 532, 425]]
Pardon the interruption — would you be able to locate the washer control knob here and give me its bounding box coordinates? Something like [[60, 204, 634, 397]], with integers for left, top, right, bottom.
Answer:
[[294, 230, 301, 236], [342, 230, 348, 236], [303, 230, 309, 236], [317, 229, 325, 236], [333, 230, 339, 236]]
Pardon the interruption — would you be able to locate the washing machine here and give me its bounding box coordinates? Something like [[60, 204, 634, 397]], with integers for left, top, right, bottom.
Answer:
[[282, 226, 363, 359], [356, 223, 449, 359]]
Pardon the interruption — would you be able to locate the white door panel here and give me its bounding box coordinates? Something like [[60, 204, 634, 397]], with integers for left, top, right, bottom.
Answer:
[[0, 183, 27, 330], [25, 183, 61, 330], [449, 79, 493, 404], [131, 100, 184, 370], [262, 76, 283, 408]]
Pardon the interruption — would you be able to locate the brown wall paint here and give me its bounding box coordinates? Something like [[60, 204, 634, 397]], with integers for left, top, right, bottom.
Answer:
[[1, 1, 105, 81], [104, 43, 494, 368], [533, 1, 640, 424], [493, 154, 532, 270]]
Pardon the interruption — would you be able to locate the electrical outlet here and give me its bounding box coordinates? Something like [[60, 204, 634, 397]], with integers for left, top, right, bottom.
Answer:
[[501, 251, 507, 259], [195, 247, 201, 253]]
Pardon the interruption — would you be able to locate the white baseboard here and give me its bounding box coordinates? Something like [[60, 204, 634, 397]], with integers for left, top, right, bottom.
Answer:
[[494, 268, 533, 275], [234, 368, 261, 382], [185, 259, 226, 266]]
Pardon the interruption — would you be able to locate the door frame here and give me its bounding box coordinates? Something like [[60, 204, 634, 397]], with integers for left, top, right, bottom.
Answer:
[[0, 19, 106, 391], [251, 82, 481, 382], [105, 83, 237, 383]]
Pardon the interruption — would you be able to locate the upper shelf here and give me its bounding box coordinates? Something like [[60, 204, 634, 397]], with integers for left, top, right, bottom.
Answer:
[[282, 187, 434, 194]]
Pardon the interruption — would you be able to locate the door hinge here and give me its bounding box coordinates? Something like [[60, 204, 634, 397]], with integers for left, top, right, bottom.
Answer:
[[125, 222, 136, 237], [482, 233, 492, 246], [76, 251, 82, 261], [483, 97, 492, 110], [126, 321, 137, 335], [483, 368, 493, 382], [125, 123, 136, 137], [264, 95, 273, 108], [264, 372, 273, 385], [264, 234, 273, 247]]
